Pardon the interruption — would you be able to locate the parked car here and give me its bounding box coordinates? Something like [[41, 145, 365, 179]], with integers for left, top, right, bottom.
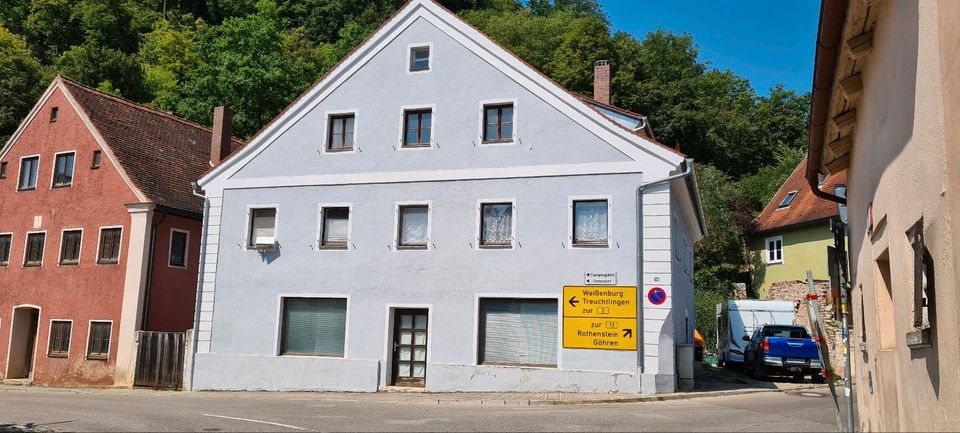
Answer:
[[743, 324, 824, 382], [716, 300, 794, 367]]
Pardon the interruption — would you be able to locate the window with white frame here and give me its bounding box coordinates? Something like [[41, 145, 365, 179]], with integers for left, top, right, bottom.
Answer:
[[409, 46, 430, 72], [326, 114, 355, 152], [24, 232, 45, 266], [97, 228, 122, 264], [478, 298, 557, 367], [403, 109, 432, 148], [320, 207, 350, 249], [766, 236, 783, 264], [280, 297, 347, 357], [169, 229, 188, 268], [48, 320, 72, 357], [0, 234, 11, 266], [248, 208, 277, 248], [87, 321, 111, 360], [479, 202, 513, 248], [52, 152, 75, 188], [18, 156, 39, 191], [397, 205, 429, 249], [482, 103, 514, 143], [572, 199, 609, 246], [59, 229, 82, 265]]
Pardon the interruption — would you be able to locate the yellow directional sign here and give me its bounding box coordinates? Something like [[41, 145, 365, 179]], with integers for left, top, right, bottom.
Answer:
[[563, 286, 637, 319], [563, 318, 637, 350], [562, 286, 638, 351]]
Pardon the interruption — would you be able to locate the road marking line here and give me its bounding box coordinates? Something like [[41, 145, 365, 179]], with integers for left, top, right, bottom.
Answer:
[[202, 414, 307, 430]]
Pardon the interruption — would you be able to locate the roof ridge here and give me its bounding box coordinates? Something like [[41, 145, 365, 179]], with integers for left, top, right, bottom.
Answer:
[[58, 75, 237, 142]]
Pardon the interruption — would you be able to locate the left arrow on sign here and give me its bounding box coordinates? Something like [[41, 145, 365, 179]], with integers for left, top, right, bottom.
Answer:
[[568, 296, 579, 308], [622, 329, 633, 338]]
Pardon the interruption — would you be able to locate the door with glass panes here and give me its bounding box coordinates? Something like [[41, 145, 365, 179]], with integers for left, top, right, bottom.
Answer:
[[391, 309, 428, 387]]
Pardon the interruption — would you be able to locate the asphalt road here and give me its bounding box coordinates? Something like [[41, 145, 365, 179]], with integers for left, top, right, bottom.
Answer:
[[0, 387, 837, 432]]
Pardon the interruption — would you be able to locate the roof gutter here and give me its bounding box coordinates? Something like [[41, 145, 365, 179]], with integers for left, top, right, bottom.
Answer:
[[806, 0, 848, 205]]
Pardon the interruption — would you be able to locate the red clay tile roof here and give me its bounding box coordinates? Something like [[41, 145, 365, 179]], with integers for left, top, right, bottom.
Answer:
[[61, 77, 244, 215], [754, 157, 847, 233]]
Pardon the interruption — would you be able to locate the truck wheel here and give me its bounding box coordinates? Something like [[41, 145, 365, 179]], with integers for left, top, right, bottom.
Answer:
[[755, 361, 767, 380], [792, 373, 804, 383]]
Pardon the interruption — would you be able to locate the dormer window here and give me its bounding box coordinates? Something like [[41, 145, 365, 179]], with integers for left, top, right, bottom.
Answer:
[[777, 191, 798, 209], [50, 107, 59, 122], [409, 46, 430, 72]]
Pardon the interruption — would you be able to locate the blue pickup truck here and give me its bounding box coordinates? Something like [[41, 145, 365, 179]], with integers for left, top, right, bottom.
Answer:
[[742, 324, 825, 382]]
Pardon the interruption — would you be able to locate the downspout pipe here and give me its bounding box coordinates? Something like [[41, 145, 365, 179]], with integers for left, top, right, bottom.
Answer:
[[636, 158, 698, 376], [806, 0, 848, 205], [140, 209, 167, 330], [187, 181, 209, 390]]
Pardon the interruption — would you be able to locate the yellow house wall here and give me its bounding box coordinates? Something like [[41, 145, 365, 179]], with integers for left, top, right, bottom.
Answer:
[[750, 222, 834, 298]]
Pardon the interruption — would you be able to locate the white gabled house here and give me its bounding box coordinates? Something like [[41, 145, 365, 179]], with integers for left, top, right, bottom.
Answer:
[[189, 0, 705, 394]]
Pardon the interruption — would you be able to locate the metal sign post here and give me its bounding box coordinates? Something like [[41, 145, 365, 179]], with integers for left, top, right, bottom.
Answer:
[[806, 271, 843, 433]]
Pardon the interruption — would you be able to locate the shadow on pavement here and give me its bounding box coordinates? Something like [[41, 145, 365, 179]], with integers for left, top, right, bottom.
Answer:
[[694, 364, 822, 392]]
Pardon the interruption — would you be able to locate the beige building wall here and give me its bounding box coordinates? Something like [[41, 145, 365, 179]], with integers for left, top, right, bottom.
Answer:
[[847, 0, 960, 430]]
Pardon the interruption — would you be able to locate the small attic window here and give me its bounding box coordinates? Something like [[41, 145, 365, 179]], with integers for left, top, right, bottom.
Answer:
[[409, 46, 430, 72], [91, 150, 102, 169], [50, 107, 59, 122], [778, 191, 798, 209]]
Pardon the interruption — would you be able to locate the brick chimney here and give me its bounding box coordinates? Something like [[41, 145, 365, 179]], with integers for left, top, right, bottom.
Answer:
[[210, 106, 233, 165], [593, 60, 611, 105]]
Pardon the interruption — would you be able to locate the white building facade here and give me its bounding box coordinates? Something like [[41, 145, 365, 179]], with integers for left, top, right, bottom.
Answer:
[[189, 0, 704, 394]]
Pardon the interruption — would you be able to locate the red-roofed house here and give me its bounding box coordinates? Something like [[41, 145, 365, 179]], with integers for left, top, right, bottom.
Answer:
[[0, 76, 240, 387], [749, 157, 847, 297]]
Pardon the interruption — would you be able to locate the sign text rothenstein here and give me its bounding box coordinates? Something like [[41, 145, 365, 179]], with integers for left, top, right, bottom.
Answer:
[[563, 286, 637, 350]]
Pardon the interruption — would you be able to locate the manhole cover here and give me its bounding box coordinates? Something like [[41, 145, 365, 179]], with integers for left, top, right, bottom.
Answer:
[[800, 392, 823, 397]]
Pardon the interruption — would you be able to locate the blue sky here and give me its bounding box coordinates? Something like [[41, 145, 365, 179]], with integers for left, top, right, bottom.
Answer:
[[603, 0, 821, 95]]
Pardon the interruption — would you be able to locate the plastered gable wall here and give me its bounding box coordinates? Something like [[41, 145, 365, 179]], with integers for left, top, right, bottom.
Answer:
[[230, 17, 633, 179]]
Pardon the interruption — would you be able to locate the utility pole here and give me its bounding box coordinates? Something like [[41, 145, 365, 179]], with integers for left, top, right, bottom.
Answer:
[[832, 219, 855, 433]]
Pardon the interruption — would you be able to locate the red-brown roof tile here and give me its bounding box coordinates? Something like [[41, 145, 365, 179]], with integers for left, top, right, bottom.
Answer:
[[61, 77, 244, 215], [754, 157, 847, 233]]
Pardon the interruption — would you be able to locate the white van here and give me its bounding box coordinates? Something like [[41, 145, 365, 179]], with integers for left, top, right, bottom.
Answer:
[[716, 300, 794, 366]]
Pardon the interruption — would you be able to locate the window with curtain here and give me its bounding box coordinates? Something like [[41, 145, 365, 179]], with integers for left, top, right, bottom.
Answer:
[[321, 207, 349, 249], [478, 298, 557, 367], [397, 205, 428, 249], [281, 298, 347, 357], [249, 208, 277, 247], [169, 230, 188, 267], [52, 153, 75, 187], [87, 321, 111, 360], [327, 114, 355, 152], [97, 228, 122, 264], [24, 232, 45, 266], [480, 202, 512, 247], [18, 156, 39, 191], [572, 200, 608, 246], [403, 109, 432, 147], [482, 104, 514, 142], [0, 234, 11, 266], [59, 230, 82, 265], [48, 321, 72, 357]]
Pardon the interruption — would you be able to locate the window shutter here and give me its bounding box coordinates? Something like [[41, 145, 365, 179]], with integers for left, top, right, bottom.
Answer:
[[282, 298, 347, 356], [479, 299, 557, 366]]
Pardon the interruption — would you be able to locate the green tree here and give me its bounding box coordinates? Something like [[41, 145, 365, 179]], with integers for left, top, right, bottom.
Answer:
[[139, 18, 200, 111], [0, 25, 46, 142], [544, 17, 614, 95], [0, 0, 32, 36], [55, 43, 149, 100], [26, 0, 82, 61], [177, 0, 320, 137]]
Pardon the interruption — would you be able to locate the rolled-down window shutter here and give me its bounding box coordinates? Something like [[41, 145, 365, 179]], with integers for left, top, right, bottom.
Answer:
[[282, 298, 347, 356], [479, 299, 557, 367]]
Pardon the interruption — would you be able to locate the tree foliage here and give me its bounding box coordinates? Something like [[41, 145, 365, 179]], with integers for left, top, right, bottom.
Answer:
[[0, 24, 45, 142]]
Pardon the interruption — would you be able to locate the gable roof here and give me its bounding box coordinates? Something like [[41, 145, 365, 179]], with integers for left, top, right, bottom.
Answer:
[[198, 0, 684, 188], [1, 76, 244, 216], [754, 156, 847, 233]]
